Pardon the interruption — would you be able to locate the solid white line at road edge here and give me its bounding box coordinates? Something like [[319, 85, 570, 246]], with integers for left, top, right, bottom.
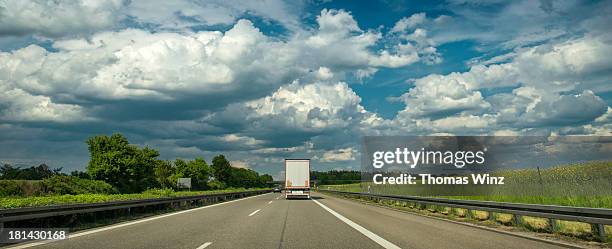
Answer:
[[248, 209, 261, 216], [8, 193, 270, 249], [312, 199, 401, 249], [196, 242, 213, 249]]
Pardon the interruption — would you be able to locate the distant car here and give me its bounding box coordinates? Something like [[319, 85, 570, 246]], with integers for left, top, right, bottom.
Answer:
[[273, 187, 282, 193]]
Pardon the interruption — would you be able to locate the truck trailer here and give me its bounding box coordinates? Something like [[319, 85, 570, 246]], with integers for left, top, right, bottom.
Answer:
[[284, 159, 310, 199]]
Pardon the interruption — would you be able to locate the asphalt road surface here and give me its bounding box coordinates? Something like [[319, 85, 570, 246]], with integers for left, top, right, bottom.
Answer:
[[10, 192, 568, 249]]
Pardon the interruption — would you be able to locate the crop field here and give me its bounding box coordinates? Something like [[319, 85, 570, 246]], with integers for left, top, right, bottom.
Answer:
[[323, 161, 612, 208], [0, 188, 268, 209]]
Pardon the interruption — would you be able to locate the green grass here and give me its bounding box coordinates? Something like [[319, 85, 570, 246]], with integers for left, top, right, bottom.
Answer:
[[322, 161, 612, 208], [0, 188, 268, 209]]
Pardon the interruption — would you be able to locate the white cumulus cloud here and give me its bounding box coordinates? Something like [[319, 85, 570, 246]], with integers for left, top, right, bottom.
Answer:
[[0, 0, 124, 37]]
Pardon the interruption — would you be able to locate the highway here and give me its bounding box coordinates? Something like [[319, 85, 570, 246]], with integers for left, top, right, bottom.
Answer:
[[11, 192, 568, 249]]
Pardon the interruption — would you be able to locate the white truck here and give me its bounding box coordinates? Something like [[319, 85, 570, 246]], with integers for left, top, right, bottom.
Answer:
[[284, 159, 310, 199]]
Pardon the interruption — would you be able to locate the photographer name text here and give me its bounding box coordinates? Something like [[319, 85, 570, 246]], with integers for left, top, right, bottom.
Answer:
[[373, 173, 505, 185]]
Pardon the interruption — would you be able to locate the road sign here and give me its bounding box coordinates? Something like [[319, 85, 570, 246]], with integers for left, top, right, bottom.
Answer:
[[177, 178, 191, 189]]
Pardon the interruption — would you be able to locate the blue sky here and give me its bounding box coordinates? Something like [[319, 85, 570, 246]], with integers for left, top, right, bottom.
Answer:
[[0, 0, 610, 178]]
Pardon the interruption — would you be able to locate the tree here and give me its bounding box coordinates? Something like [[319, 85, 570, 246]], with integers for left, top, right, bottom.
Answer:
[[311, 170, 361, 185], [171, 157, 211, 189], [154, 160, 175, 189], [228, 167, 255, 188], [0, 163, 62, 180], [86, 133, 159, 193], [187, 158, 212, 188], [211, 155, 232, 184], [258, 174, 273, 187], [225, 166, 270, 188], [70, 170, 90, 179], [0, 164, 19, 179]]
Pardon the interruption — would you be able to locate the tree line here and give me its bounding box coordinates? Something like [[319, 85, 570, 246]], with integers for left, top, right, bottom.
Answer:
[[311, 170, 361, 185], [0, 164, 62, 180], [1, 133, 273, 194]]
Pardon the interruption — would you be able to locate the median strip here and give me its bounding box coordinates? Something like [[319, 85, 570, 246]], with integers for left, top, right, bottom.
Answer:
[[312, 199, 401, 249]]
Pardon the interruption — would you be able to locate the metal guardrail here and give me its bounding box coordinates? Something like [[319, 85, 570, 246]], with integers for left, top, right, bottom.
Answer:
[[0, 190, 271, 224], [319, 189, 611, 241]]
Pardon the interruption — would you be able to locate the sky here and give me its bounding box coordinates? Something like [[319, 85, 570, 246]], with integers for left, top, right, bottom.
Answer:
[[0, 0, 611, 179]]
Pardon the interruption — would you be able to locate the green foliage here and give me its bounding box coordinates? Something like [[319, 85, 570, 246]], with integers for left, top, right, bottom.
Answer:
[[0, 176, 116, 197], [212, 155, 232, 183], [70, 170, 90, 179], [312, 170, 361, 185], [4, 134, 273, 200], [141, 188, 175, 197], [209, 156, 273, 189], [0, 180, 43, 196], [154, 160, 175, 189], [0, 188, 267, 209], [206, 180, 226, 190], [0, 164, 62, 180], [173, 157, 211, 189], [259, 174, 273, 186], [86, 133, 159, 193], [85, 134, 270, 193], [227, 167, 259, 188], [41, 175, 116, 195]]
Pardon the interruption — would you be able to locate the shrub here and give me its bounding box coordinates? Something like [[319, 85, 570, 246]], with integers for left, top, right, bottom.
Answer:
[[0, 180, 44, 197], [207, 180, 226, 190], [41, 175, 117, 195], [142, 188, 175, 197]]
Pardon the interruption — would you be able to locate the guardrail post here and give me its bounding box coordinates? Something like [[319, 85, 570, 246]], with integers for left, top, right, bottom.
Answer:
[[465, 209, 472, 219], [548, 218, 558, 232], [591, 223, 606, 242], [488, 212, 496, 222], [512, 214, 522, 226], [437, 205, 445, 214]]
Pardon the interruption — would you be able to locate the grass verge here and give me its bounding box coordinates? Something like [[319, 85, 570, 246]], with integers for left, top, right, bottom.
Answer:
[[0, 188, 269, 209]]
